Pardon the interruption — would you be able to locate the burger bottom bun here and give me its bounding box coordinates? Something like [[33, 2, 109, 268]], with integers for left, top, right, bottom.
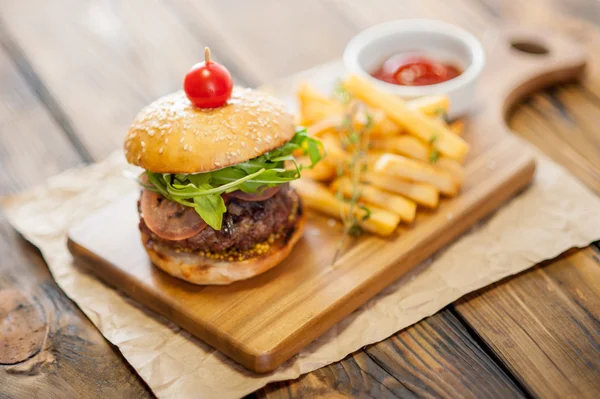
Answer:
[[141, 212, 306, 285]]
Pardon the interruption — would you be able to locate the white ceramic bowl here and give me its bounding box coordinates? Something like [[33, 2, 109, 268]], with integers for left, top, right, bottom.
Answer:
[[343, 19, 485, 119]]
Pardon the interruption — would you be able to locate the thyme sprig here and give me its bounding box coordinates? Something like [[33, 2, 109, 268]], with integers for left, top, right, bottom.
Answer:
[[331, 88, 374, 264]]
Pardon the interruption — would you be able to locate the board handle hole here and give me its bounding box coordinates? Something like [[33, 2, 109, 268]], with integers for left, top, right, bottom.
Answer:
[[510, 40, 549, 55]]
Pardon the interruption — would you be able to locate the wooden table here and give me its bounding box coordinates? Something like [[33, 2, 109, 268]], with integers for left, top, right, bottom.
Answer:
[[1, 1, 599, 397]]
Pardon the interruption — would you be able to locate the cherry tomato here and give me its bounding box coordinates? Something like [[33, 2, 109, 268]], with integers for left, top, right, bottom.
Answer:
[[184, 47, 233, 108]]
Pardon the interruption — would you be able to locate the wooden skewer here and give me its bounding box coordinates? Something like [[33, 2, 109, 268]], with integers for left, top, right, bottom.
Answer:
[[204, 46, 212, 64]]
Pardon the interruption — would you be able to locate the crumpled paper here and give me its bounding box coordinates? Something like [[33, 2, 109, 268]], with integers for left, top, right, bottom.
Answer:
[[3, 68, 600, 398]]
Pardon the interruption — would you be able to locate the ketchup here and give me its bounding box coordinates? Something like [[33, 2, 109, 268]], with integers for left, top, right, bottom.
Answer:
[[371, 54, 461, 86]]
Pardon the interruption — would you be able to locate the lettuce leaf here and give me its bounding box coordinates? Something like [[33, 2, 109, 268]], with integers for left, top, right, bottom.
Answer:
[[141, 128, 323, 230]]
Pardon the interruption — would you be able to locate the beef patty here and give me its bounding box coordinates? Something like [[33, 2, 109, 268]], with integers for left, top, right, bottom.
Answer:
[[139, 184, 301, 254]]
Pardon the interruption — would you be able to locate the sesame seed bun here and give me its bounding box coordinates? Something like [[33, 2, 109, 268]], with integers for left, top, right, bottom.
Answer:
[[140, 211, 305, 285], [124, 87, 295, 173]]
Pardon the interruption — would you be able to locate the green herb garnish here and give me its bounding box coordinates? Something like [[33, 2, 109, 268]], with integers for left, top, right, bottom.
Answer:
[[141, 128, 323, 230], [332, 103, 373, 264], [333, 80, 351, 104], [429, 149, 440, 164]]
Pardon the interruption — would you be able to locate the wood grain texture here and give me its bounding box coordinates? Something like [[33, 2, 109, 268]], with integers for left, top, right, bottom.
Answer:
[[0, 46, 80, 194], [509, 88, 600, 194], [168, 0, 357, 85], [0, 0, 246, 160], [445, 5, 600, 399], [0, 46, 153, 398], [454, 247, 600, 398], [252, 310, 526, 399]]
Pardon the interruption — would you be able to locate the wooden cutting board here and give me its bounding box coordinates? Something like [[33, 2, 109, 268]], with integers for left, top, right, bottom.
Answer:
[[67, 27, 585, 373]]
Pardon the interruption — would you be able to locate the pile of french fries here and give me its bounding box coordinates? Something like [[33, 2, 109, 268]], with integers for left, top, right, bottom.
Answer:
[[293, 75, 469, 237]]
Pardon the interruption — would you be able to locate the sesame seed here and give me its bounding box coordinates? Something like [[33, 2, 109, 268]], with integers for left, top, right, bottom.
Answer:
[[141, 141, 145, 147], [254, 146, 259, 152], [159, 147, 164, 154], [165, 138, 169, 144], [148, 131, 155, 136], [241, 141, 246, 147], [184, 144, 189, 150], [180, 137, 184, 143], [214, 161, 221, 166]]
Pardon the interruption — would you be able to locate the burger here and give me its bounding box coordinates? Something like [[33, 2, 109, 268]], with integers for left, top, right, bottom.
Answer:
[[124, 51, 322, 285]]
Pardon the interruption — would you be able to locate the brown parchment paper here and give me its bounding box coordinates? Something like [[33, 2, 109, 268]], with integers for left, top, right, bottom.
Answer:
[[3, 63, 600, 398]]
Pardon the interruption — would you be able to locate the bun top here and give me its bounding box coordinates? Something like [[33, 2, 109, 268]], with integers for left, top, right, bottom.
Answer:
[[124, 87, 295, 173]]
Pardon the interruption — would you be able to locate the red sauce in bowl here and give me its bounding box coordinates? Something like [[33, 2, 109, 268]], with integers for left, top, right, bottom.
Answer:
[[371, 54, 462, 86]]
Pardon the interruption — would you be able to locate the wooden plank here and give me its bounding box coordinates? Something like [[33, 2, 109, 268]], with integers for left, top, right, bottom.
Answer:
[[253, 351, 419, 399], [452, 84, 600, 399], [454, 247, 600, 398], [0, 0, 246, 160], [509, 91, 600, 194], [254, 311, 526, 399], [328, 0, 490, 36], [0, 46, 152, 397], [167, 0, 357, 84], [0, 45, 81, 194], [475, 0, 600, 95]]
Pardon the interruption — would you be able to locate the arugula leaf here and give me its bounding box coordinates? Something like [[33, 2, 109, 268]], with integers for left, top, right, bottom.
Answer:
[[193, 194, 227, 230], [142, 128, 324, 230]]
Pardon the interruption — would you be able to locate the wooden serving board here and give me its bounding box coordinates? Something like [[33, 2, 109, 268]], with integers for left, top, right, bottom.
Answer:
[[68, 27, 585, 373]]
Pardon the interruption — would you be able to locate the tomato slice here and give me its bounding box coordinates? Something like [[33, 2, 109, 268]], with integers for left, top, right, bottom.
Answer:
[[227, 186, 281, 202], [140, 189, 207, 240]]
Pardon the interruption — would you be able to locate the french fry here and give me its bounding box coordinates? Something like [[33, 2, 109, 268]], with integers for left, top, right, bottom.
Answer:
[[332, 177, 416, 223], [297, 82, 402, 136], [406, 95, 450, 117], [297, 82, 344, 125], [299, 156, 337, 181], [369, 136, 430, 162], [449, 119, 465, 136], [320, 133, 347, 166], [343, 75, 469, 161], [435, 156, 466, 185], [361, 172, 439, 208], [374, 153, 458, 196], [306, 116, 341, 138], [293, 179, 400, 236], [365, 151, 386, 168], [369, 108, 402, 136]]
